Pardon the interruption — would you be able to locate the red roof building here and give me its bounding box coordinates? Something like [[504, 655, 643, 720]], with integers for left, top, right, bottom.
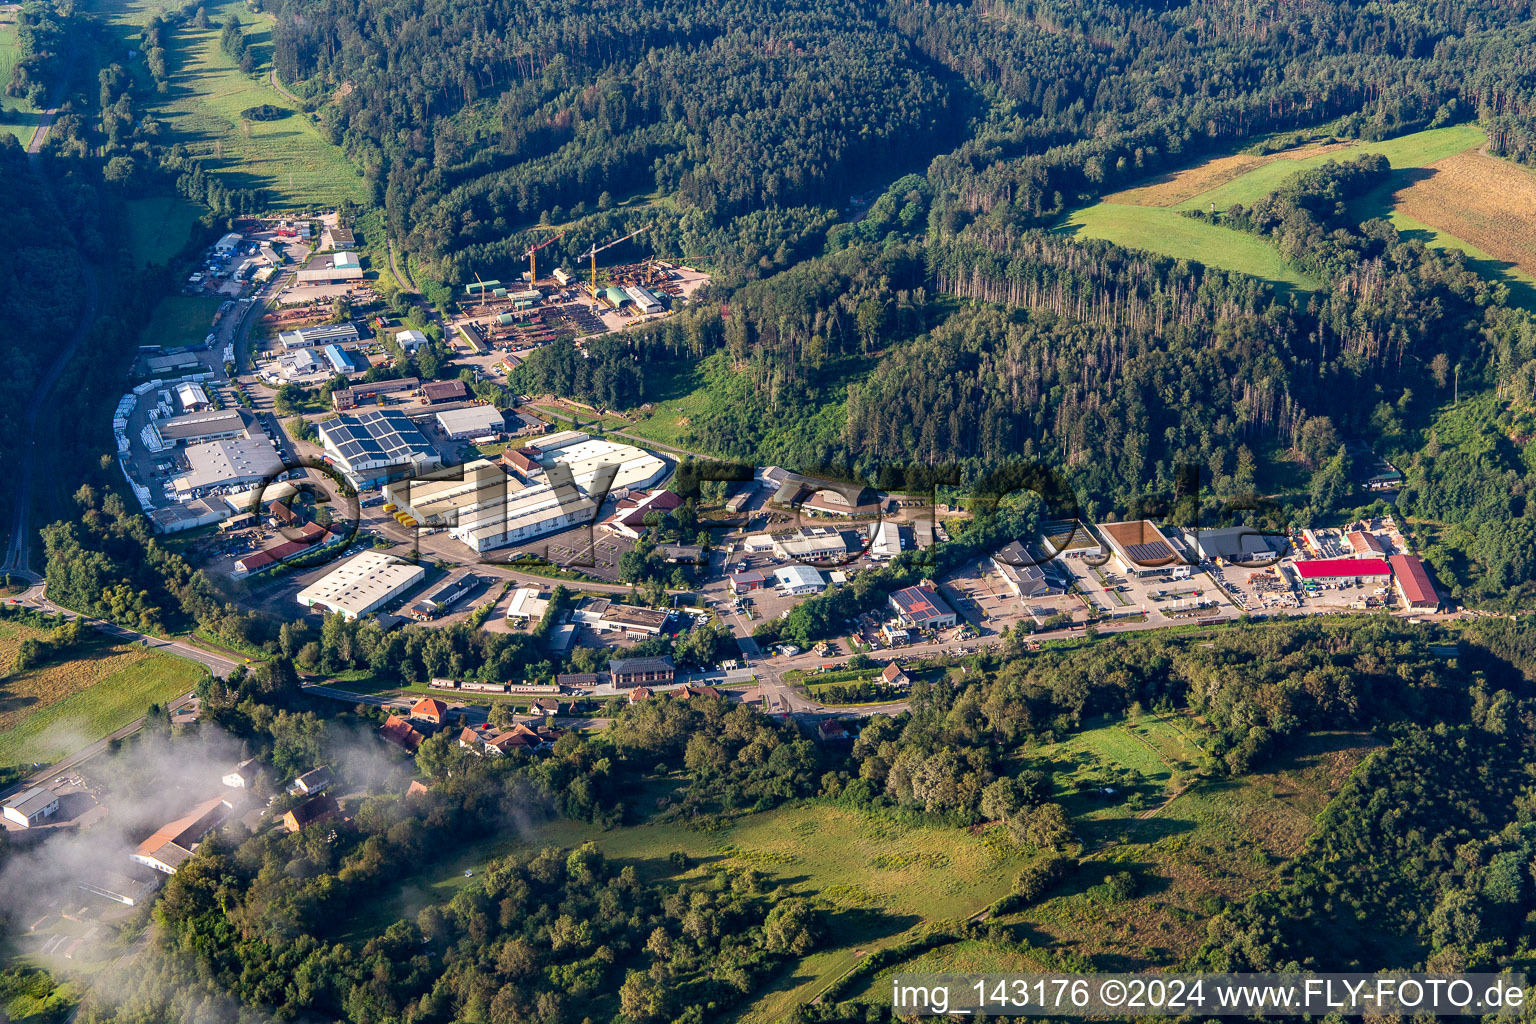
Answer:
[[410, 697, 449, 724], [379, 714, 424, 752], [1292, 557, 1389, 579], [628, 686, 654, 703], [1389, 554, 1439, 611]]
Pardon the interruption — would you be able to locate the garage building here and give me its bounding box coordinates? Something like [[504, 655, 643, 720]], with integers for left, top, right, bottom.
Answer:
[[2, 786, 60, 828]]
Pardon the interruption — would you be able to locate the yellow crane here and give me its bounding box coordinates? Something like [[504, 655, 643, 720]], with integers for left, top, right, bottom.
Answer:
[[522, 227, 567, 284], [580, 226, 649, 297]]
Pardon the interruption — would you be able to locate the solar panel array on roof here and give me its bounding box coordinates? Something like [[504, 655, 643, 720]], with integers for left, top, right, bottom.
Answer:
[[318, 409, 435, 464], [1124, 540, 1173, 564]]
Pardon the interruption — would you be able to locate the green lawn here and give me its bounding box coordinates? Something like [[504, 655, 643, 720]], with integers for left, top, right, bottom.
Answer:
[[92, 0, 367, 207], [138, 293, 225, 349], [1170, 124, 1486, 212], [124, 195, 208, 267], [0, 16, 42, 148], [1056, 205, 1320, 292], [0, 630, 208, 767], [337, 799, 1024, 1021], [1060, 125, 1492, 293]]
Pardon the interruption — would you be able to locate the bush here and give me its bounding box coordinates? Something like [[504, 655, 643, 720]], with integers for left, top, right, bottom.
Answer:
[[240, 104, 288, 121]]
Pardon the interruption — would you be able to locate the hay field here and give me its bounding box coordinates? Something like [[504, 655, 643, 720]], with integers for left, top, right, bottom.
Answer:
[[0, 621, 207, 766], [1393, 149, 1536, 277], [1102, 140, 1351, 207]]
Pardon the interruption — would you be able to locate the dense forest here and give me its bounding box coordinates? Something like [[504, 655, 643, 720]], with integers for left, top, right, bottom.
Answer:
[[50, 614, 1536, 1024]]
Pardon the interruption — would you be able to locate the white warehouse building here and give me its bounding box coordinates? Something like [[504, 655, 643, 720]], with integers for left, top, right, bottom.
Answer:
[[296, 551, 426, 619], [436, 406, 506, 440], [384, 433, 667, 554]]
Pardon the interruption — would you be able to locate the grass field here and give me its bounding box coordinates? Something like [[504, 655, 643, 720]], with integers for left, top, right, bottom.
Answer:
[[1061, 125, 1493, 294], [1057, 205, 1320, 291], [91, 0, 367, 207], [0, 11, 42, 149], [1000, 722, 1379, 968], [1162, 125, 1485, 212], [138, 293, 225, 349], [124, 195, 208, 267], [338, 799, 1024, 1021], [0, 622, 208, 767]]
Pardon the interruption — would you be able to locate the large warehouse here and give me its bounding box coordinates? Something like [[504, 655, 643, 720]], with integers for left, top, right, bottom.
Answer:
[[436, 405, 506, 439], [1291, 557, 1390, 581], [384, 434, 667, 553], [297, 551, 426, 619], [1097, 520, 1182, 575], [1389, 554, 1440, 611], [316, 408, 442, 488], [279, 323, 361, 350], [171, 438, 285, 498], [296, 251, 362, 283], [151, 408, 253, 447]]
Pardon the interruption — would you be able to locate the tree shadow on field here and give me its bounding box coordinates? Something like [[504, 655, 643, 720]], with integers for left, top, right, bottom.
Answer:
[[1352, 166, 1536, 313]]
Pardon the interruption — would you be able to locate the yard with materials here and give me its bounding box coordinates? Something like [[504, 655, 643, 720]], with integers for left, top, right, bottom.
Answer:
[[0, 621, 208, 767]]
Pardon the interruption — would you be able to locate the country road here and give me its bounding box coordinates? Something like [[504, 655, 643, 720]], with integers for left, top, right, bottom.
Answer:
[[2, 44, 100, 579], [268, 67, 302, 104]]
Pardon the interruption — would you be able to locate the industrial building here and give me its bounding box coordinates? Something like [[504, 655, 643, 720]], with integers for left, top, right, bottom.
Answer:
[[151, 408, 253, 447], [771, 526, 850, 562], [2, 786, 60, 828], [316, 408, 442, 488], [332, 376, 420, 411], [1097, 520, 1182, 575], [323, 343, 360, 375], [297, 550, 426, 619], [385, 433, 666, 553], [1389, 554, 1440, 611], [409, 573, 481, 620], [214, 232, 242, 252], [1291, 557, 1390, 581], [175, 381, 211, 412], [774, 564, 826, 595], [132, 797, 231, 874], [623, 284, 664, 314], [867, 521, 905, 560], [279, 323, 362, 350], [395, 329, 428, 352], [436, 405, 506, 440], [421, 380, 469, 403], [149, 496, 240, 534], [296, 251, 363, 283], [730, 570, 768, 593], [889, 585, 958, 630], [1190, 526, 1286, 566], [171, 437, 285, 498], [990, 540, 1063, 599]]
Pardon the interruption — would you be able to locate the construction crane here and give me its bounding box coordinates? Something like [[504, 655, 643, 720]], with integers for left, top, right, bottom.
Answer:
[[522, 228, 568, 284], [580, 226, 649, 296]]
